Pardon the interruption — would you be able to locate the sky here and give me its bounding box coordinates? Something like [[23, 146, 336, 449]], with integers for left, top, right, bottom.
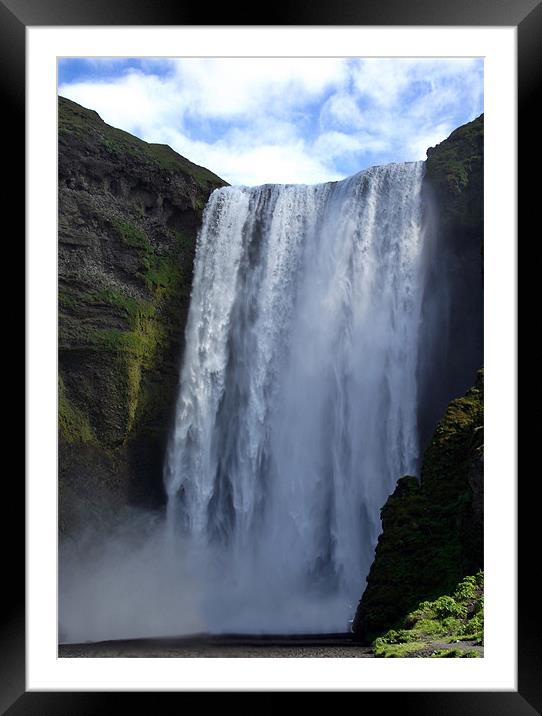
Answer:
[[58, 58, 483, 187]]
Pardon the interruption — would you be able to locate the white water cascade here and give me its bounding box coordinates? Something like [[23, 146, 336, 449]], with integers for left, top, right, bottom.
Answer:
[[164, 161, 427, 633]]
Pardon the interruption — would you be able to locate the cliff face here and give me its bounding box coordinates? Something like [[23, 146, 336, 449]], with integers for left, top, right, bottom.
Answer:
[[425, 114, 484, 243], [58, 97, 227, 534], [418, 114, 484, 447], [352, 371, 484, 642]]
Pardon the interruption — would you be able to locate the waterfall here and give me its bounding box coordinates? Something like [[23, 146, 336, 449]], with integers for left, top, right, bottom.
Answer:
[[164, 161, 426, 633]]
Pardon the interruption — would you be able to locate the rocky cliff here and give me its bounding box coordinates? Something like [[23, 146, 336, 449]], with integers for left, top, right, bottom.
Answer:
[[418, 114, 484, 446], [58, 96, 227, 534], [425, 113, 484, 243]]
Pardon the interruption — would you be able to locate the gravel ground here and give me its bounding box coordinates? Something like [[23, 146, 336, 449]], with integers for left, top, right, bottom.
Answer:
[[59, 635, 374, 658], [59, 644, 373, 657]]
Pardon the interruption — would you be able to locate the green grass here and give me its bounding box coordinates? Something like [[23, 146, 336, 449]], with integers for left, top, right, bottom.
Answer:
[[372, 572, 484, 657], [144, 255, 181, 291], [373, 641, 427, 658], [431, 649, 480, 658], [91, 288, 154, 319], [58, 290, 79, 310], [111, 217, 150, 250], [58, 376, 96, 444]]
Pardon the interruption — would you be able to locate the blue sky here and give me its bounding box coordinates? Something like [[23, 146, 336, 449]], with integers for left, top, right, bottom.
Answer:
[[58, 58, 483, 186]]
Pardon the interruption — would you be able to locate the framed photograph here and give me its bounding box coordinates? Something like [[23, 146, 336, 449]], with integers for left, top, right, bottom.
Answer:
[[11, 0, 530, 710]]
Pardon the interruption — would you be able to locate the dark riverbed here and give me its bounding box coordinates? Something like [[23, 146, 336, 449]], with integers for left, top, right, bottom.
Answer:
[[59, 633, 374, 658]]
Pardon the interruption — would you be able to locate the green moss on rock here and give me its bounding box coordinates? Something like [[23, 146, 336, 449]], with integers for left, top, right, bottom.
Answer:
[[373, 572, 484, 657], [58, 376, 96, 444], [112, 217, 150, 250], [425, 113, 483, 241]]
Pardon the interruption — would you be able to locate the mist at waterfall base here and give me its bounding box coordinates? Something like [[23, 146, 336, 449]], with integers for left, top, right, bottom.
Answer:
[[60, 161, 440, 642], [59, 509, 205, 643]]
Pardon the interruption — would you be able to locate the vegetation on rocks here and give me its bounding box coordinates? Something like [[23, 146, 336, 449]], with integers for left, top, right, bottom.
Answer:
[[373, 572, 484, 657], [425, 113, 483, 241], [58, 96, 227, 533], [58, 375, 96, 445]]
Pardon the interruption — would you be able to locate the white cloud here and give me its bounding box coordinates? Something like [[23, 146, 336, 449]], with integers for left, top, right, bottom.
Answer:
[[59, 57, 483, 186], [150, 127, 341, 186], [313, 131, 376, 161], [352, 59, 414, 107], [352, 58, 481, 108], [320, 93, 366, 131], [173, 58, 349, 119]]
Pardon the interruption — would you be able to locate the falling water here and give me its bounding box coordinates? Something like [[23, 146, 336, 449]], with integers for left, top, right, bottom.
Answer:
[[164, 161, 427, 633]]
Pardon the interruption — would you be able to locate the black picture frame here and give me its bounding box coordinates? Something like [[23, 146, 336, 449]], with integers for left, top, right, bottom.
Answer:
[[10, 0, 530, 710]]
